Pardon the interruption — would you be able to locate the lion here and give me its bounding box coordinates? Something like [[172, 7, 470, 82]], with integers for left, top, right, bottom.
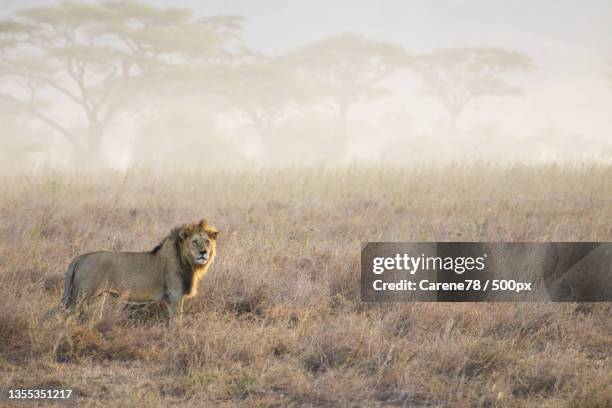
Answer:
[[61, 220, 218, 324]]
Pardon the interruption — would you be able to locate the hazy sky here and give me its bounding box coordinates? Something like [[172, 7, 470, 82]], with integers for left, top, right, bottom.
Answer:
[[2, 0, 612, 150], [3, 0, 610, 55]]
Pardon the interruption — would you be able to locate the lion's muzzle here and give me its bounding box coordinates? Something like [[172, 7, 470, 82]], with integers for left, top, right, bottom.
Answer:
[[195, 250, 209, 265]]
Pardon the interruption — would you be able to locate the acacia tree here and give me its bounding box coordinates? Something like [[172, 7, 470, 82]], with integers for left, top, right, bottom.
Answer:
[[285, 34, 409, 151], [414, 47, 532, 130], [0, 1, 233, 165], [206, 55, 309, 151]]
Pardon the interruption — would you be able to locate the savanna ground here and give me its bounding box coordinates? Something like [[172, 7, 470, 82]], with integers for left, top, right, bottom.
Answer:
[[0, 164, 611, 407]]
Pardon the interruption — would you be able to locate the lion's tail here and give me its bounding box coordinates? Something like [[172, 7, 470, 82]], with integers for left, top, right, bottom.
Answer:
[[61, 259, 79, 308]]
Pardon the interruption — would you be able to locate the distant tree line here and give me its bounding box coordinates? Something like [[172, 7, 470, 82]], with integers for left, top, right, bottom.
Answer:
[[0, 1, 543, 165]]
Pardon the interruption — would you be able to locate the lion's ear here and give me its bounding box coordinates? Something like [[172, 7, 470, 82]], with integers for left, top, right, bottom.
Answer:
[[207, 228, 219, 240], [198, 219, 218, 239], [178, 226, 191, 242]]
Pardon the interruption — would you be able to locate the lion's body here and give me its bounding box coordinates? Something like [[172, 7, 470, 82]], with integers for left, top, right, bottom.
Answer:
[[61, 220, 218, 322]]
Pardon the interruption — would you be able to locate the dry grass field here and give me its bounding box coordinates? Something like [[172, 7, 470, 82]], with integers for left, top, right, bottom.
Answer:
[[0, 164, 611, 407]]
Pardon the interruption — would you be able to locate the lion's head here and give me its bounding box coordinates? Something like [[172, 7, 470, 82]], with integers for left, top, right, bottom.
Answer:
[[177, 220, 219, 267]]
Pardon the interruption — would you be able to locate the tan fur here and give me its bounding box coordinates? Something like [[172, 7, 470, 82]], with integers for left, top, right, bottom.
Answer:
[[61, 220, 218, 323]]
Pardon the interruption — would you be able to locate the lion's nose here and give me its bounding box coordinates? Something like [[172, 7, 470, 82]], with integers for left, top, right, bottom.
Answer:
[[200, 250, 207, 256]]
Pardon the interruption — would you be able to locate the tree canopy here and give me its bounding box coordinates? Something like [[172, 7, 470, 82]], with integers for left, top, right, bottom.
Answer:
[[0, 1, 240, 163], [206, 56, 310, 144], [285, 34, 410, 146], [414, 47, 533, 127]]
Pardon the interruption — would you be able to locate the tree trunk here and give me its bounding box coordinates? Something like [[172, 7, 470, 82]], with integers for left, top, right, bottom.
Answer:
[[79, 123, 106, 167], [250, 114, 276, 162], [336, 102, 350, 158], [449, 110, 460, 136]]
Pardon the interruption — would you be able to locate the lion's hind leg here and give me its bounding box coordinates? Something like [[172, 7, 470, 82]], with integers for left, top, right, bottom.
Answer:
[[62, 287, 107, 323]]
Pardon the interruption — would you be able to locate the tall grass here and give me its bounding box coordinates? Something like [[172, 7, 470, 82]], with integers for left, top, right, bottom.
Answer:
[[0, 164, 610, 406]]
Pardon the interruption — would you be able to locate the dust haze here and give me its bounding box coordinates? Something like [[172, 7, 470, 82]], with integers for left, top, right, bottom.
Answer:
[[1, 0, 611, 169], [2, 3, 612, 406]]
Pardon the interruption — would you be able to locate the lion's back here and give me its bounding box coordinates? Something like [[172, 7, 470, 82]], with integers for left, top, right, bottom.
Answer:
[[73, 251, 165, 295]]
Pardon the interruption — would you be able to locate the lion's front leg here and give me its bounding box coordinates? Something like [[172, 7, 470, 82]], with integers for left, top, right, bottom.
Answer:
[[165, 296, 184, 327]]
